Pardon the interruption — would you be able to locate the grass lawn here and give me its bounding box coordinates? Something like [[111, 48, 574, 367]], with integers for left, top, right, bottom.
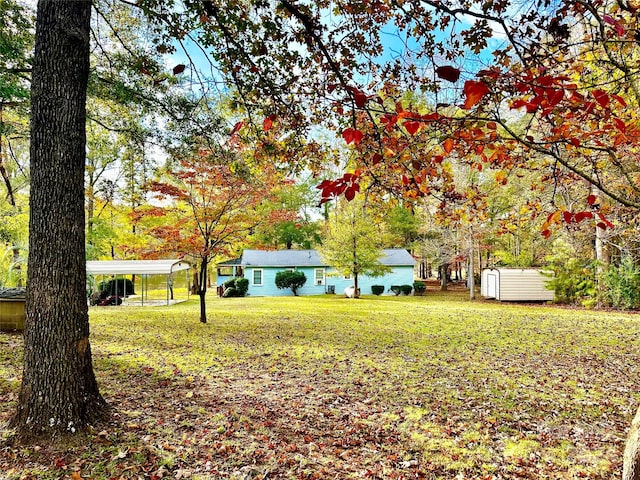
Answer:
[[2, 290, 640, 479]]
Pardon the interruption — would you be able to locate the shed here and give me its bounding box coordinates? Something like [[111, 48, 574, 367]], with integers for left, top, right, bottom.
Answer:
[[481, 268, 554, 302], [86, 259, 191, 306]]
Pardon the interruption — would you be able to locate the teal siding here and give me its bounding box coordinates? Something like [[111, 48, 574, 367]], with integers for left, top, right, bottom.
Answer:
[[245, 265, 415, 296]]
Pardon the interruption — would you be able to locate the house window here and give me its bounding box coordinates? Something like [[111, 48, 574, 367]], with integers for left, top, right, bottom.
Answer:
[[252, 269, 263, 286], [217, 266, 233, 276], [314, 268, 325, 286]]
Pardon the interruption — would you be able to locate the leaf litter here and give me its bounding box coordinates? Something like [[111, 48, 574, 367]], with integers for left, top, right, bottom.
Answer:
[[1, 292, 640, 479]]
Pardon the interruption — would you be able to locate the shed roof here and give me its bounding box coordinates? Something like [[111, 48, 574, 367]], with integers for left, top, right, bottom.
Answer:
[[240, 249, 416, 267], [86, 259, 191, 275]]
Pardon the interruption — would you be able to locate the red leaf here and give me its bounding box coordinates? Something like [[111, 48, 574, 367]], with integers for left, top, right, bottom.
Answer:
[[404, 121, 422, 135], [542, 229, 552, 239], [345, 186, 356, 201], [563, 211, 573, 223], [173, 64, 186, 75], [603, 14, 625, 36], [436, 66, 461, 83], [597, 213, 615, 229], [612, 94, 627, 107], [587, 194, 597, 205], [342, 128, 364, 145], [575, 211, 594, 222], [349, 88, 368, 108], [614, 118, 626, 133], [230, 121, 244, 136], [443, 138, 455, 154], [463, 80, 490, 109], [371, 153, 383, 165], [592, 89, 610, 108], [510, 99, 528, 110]]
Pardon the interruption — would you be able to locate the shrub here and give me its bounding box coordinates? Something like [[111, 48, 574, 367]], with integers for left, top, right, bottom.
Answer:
[[599, 256, 640, 310], [371, 285, 385, 296], [400, 284, 413, 295], [222, 277, 248, 297], [413, 281, 426, 294], [390, 285, 401, 296], [275, 270, 307, 295], [98, 278, 135, 297], [545, 257, 596, 306], [235, 277, 249, 296]]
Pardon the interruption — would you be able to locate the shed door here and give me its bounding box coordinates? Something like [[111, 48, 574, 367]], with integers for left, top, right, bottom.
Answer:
[[487, 273, 497, 298]]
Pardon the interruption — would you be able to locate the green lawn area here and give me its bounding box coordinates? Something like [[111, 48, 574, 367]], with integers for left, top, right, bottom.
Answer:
[[2, 291, 640, 479]]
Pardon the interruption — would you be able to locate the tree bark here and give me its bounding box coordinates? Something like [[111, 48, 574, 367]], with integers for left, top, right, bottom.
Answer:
[[11, 0, 108, 441], [623, 405, 640, 480], [198, 257, 208, 323]]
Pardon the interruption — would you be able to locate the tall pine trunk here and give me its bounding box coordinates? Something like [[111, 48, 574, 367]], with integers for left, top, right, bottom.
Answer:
[[12, 0, 108, 441]]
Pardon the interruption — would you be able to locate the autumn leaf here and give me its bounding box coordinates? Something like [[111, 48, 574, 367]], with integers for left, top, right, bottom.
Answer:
[[436, 65, 461, 83], [442, 138, 455, 153], [463, 80, 490, 109], [587, 194, 598, 206], [173, 64, 186, 75], [403, 121, 422, 135], [342, 128, 364, 145], [263, 115, 276, 132], [592, 89, 610, 108], [575, 211, 594, 222], [562, 211, 573, 224], [230, 121, 244, 136], [603, 14, 625, 36]]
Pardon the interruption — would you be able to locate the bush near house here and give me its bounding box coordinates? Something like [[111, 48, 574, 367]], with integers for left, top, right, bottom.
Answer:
[[275, 270, 307, 296], [413, 281, 426, 295], [371, 285, 385, 296], [222, 277, 249, 297], [400, 284, 413, 295]]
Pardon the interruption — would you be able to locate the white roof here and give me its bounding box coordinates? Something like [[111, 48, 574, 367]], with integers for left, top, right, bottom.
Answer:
[[86, 259, 191, 275]]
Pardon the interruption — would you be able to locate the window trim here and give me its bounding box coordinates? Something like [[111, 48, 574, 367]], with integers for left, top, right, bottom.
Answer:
[[314, 268, 325, 286], [252, 268, 263, 286]]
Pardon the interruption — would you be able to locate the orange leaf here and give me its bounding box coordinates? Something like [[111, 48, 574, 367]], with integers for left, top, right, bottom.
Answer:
[[263, 115, 276, 132], [443, 138, 455, 154], [463, 80, 490, 110]]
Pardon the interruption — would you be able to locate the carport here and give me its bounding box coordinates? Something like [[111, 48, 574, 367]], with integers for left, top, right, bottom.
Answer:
[[86, 259, 191, 306]]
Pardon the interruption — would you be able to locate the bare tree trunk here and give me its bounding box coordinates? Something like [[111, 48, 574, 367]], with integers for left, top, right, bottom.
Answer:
[[199, 257, 208, 323], [12, 0, 108, 441]]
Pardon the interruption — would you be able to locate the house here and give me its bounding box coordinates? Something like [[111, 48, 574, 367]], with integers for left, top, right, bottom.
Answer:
[[481, 268, 555, 302], [217, 249, 416, 296]]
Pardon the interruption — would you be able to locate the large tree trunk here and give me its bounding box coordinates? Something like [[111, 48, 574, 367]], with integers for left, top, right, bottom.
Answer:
[[623, 405, 640, 480], [11, 0, 108, 441]]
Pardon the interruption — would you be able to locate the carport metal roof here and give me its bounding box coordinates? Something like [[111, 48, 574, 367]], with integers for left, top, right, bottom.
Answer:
[[86, 259, 190, 276]]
